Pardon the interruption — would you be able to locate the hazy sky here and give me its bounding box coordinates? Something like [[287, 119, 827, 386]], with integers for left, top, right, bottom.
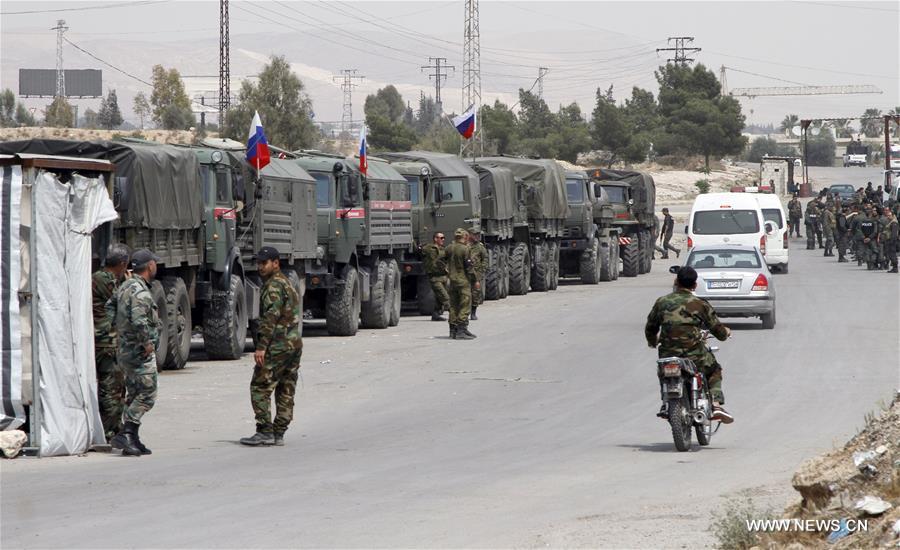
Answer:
[[1, 0, 898, 129]]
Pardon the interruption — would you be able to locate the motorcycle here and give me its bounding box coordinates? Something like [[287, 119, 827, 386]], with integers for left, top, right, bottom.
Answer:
[[657, 331, 719, 452]]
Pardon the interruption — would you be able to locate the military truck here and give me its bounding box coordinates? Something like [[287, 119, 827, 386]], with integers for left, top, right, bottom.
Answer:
[[0, 138, 318, 370], [292, 152, 412, 336], [588, 168, 656, 278], [558, 170, 620, 283]]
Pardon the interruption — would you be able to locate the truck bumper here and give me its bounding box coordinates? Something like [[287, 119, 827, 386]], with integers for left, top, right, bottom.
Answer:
[[559, 238, 589, 252]]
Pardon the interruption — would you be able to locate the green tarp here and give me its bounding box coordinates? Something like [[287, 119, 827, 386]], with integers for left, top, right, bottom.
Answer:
[[477, 157, 569, 220], [591, 168, 656, 219], [471, 164, 516, 221]]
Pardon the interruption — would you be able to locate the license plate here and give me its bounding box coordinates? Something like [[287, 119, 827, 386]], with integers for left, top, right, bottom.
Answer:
[[707, 280, 740, 289]]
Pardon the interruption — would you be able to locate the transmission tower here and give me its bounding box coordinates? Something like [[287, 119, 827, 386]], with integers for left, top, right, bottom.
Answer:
[[462, 0, 483, 157], [719, 65, 728, 96], [422, 57, 454, 115], [51, 19, 68, 98], [333, 69, 365, 140], [656, 36, 700, 65], [537, 67, 549, 100], [218, 0, 230, 124]]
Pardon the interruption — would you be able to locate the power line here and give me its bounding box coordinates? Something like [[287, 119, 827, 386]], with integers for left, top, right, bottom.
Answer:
[[422, 57, 454, 114], [537, 67, 549, 100], [462, 0, 483, 158], [333, 69, 365, 141], [656, 36, 701, 65], [63, 37, 151, 87], [51, 20, 68, 98], [1, 0, 169, 15], [219, 0, 231, 122]]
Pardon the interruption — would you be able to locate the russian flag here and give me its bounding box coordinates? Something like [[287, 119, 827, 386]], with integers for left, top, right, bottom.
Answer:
[[452, 105, 476, 139], [246, 111, 271, 170], [358, 125, 367, 176]]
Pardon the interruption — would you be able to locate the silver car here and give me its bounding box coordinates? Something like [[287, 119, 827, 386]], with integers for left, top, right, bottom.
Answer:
[[669, 244, 777, 329]]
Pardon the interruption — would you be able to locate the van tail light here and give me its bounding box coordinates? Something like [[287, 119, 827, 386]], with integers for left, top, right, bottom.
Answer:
[[752, 273, 769, 291], [687, 237, 693, 249], [759, 235, 767, 256], [783, 231, 788, 249]]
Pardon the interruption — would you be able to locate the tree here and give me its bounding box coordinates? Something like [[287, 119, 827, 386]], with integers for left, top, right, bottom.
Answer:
[[860, 108, 883, 137], [0, 89, 15, 126], [82, 108, 99, 129], [45, 96, 75, 127], [98, 89, 123, 129], [744, 136, 796, 163], [149, 64, 195, 130], [480, 100, 518, 155], [623, 86, 659, 134], [827, 118, 853, 138], [804, 132, 835, 166], [14, 103, 35, 126], [223, 55, 318, 150], [364, 85, 418, 151], [779, 114, 799, 134], [590, 86, 631, 166], [516, 90, 559, 158], [133, 92, 151, 129], [552, 102, 591, 163]]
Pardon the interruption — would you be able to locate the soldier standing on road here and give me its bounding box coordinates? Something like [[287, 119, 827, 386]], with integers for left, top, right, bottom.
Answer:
[[835, 206, 850, 263], [447, 228, 478, 340], [822, 205, 836, 257], [856, 206, 878, 269], [421, 232, 450, 322], [876, 206, 890, 269], [467, 228, 488, 321], [880, 209, 899, 273], [92, 244, 130, 441], [804, 200, 820, 250], [241, 247, 303, 447], [787, 194, 802, 238], [659, 208, 680, 259], [107, 249, 161, 457]]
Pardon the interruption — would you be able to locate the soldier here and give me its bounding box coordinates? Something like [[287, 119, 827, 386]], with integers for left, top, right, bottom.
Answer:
[[835, 206, 850, 263], [847, 204, 861, 261], [822, 204, 836, 257], [880, 209, 899, 273], [857, 206, 878, 269], [92, 244, 130, 441], [659, 208, 680, 259], [877, 206, 891, 269], [446, 228, 478, 340], [804, 200, 820, 250], [421, 232, 450, 322], [241, 247, 303, 447], [107, 249, 161, 456], [787, 194, 802, 238], [467, 228, 488, 321], [645, 266, 733, 423]]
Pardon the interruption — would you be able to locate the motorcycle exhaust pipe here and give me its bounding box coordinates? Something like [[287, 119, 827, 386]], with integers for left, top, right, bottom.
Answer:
[[693, 411, 708, 425]]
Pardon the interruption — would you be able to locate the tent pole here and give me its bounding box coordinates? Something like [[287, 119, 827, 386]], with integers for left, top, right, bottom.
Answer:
[[28, 167, 41, 456]]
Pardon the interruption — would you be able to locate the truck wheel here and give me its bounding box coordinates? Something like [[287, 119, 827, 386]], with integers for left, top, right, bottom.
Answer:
[[387, 259, 401, 327], [361, 260, 391, 329], [499, 246, 510, 299], [580, 237, 601, 284], [284, 269, 305, 338], [530, 241, 551, 292], [416, 275, 436, 315], [203, 274, 247, 360], [612, 241, 620, 280], [508, 242, 530, 295], [637, 230, 650, 274], [621, 238, 640, 277], [549, 241, 560, 290], [485, 246, 502, 300], [161, 277, 191, 370], [326, 265, 361, 336], [598, 238, 613, 282], [643, 230, 654, 274], [149, 281, 170, 370]]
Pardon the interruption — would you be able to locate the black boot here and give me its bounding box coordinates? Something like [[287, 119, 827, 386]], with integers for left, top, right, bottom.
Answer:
[[431, 308, 446, 321], [111, 422, 142, 456], [470, 307, 478, 321], [133, 423, 151, 455], [449, 324, 458, 339], [458, 324, 477, 339]]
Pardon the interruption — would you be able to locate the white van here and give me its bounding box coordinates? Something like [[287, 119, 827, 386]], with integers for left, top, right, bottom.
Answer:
[[753, 193, 789, 273], [686, 193, 767, 258]]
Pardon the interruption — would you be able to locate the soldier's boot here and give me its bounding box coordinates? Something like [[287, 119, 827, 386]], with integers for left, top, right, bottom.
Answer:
[[470, 307, 478, 321], [459, 324, 477, 339], [273, 433, 284, 446], [240, 432, 274, 446], [449, 324, 458, 339], [132, 423, 151, 455], [111, 423, 142, 456], [431, 307, 446, 321], [889, 267, 898, 273]]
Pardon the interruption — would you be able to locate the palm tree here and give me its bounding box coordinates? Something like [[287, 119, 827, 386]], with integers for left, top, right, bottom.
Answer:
[[779, 114, 799, 134], [859, 108, 883, 137]]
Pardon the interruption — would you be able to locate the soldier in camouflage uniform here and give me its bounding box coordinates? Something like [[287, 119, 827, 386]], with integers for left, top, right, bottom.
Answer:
[[645, 266, 733, 423], [856, 206, 878, 269], [241, 247, 303, 447], [92, 244, 130, 441], [876, 206, 890, 269], [447, 228, 478, 340], [467, 228, 488, 321], [421, 232, 450, 321], [107, 249, 161, 456], [879, 208, 898, 273], [804, 200, 822, 250], [822, 205, 835, 257], [787, 194, 802, 238], [835, 206, 850, 263]]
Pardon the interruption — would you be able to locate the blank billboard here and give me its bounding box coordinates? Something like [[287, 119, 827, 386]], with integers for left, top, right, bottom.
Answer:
[[19, 69, 102, 98]]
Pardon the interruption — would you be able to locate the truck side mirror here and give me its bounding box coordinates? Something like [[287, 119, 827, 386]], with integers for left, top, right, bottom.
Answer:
[[433, 181, 444, 203], [339, 174, 356, 207]]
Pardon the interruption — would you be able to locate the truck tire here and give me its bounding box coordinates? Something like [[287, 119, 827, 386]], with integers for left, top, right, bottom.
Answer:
[[360, 260, 391, 329], [580, 237, 602, 284], [203, 274, 247, 360], [621, 238, 640, 277], [598, 237, 613, 282], [387, 259, 401, 327], [508, 242, 530, 295], [161, 277, 191, 370], [485, 246, 502, 300], [637, 230, 651, 274], [499, 245, 510, 299], [284, 269, 305, 338], [326, 265, 360, 336], [643, 230, 654, 274], [149, 281, 170, 370], [531, 241, 551, 292], [549, 241, 560, 290], [612, 241, 620, 280], [416, 275, 436, 315]]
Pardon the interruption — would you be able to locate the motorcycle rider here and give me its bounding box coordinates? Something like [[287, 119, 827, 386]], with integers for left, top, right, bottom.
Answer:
[[645, 266, 734, 423]]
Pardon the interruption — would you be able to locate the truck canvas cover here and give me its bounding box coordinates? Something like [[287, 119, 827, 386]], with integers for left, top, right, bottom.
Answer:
[[478, 157, 569, 220], [591, 168, 656, 219], [471, 164, 516, 220], [345, 157, 407, 183], [0, 139, 202, 230]]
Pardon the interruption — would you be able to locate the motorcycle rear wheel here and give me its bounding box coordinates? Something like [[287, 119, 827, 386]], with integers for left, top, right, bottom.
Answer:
[[668, 399, 692, 452]]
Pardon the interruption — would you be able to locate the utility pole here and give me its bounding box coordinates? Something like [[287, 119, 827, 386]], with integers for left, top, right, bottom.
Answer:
[[462, 0, 483, 157], [51, 19, 68, 98], [719, 65, 728, 96], [537, 67, 549, 100], [422, 57, 454, 115], [333, 69, 365, 141], [656, 36, 700, 65], [219, 0, 231, 126]]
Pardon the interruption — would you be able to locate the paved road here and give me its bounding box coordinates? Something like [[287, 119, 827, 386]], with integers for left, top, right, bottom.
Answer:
[[4, 237, 898, 548]]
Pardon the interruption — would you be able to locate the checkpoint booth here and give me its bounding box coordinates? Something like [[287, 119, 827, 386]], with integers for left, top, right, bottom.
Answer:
[[0, 153, 117, 456]]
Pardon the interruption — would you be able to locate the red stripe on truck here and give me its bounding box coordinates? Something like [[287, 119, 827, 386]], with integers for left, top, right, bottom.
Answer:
[[336, 208, 366, 219]]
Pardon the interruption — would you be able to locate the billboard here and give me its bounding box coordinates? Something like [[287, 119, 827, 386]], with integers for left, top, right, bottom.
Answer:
[[18, 69, 102, 98]]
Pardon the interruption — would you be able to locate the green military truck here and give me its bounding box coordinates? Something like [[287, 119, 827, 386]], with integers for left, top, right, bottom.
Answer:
[[588, 168, 656, 278], [292, 152, 412, 336], [0, 138, 318, 370], [558, 170, 620, 283]]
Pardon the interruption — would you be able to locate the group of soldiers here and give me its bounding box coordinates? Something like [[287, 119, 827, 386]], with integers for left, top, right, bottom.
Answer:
[[787, 186, 899, 272], [421, 227, 487, 340]]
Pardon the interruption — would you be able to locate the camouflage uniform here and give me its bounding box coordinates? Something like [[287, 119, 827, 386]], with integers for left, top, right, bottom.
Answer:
[[856, 213, 878, 268], [835, 210, 849, 261], [879, 216, 899, 271], [107, 276, 160, 426], [446, 233, 475, 329], [645, 289, 730, 403], [421, 243, 450, 314], [468, 240, 488, 306], [877, 213, 890, 268], [92, 270, 125, 440], [787, 198, 802, 238], [252, 270, 302, 436], [804, 201, 822, 249], [822, 207, 835, 256]]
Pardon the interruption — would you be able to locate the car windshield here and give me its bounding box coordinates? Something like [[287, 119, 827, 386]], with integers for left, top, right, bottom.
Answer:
[[762, 208, 783, 228], [692, 209, 760, 234], [601, 185, 627, 203], [566, 179, 585, 203], [830, 185, 854, 193], [688, 249, 762, 269]]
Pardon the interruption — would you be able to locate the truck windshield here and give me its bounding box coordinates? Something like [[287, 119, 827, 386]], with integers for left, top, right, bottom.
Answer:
[[311, 172, 331, 207], [435, 178, 465, 203], [692, 210, 760, 234], [215, 171, 230, 205], [762, 208, 783, 228], [566, 179, 585, 203], [403, 176, 420, 205], [601, 185, 627, 203], [687, 249, 762, 269]]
